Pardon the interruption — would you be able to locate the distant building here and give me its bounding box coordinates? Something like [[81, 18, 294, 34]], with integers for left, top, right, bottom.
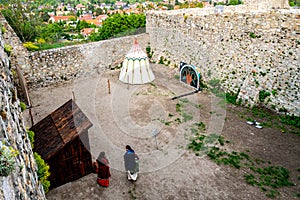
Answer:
[[78, 14, 93, 21], [76, 4, 86, 11], [115, 1, 127, 8], [48, 15, 76, 23], [81, 28, 95, 38], [95, 15, 108, 22]]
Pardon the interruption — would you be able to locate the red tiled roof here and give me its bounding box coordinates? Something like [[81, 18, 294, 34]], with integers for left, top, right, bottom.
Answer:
[[78, 15, 93, 21], [49, 16, 75, 22], [81, 28, 95, 35]]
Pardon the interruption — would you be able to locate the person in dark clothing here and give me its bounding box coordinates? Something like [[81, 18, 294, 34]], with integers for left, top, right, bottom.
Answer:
[[93, 152, 111, 187], [124, 145, 139, 181]]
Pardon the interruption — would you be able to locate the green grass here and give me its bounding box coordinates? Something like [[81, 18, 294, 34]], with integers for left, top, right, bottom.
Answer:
[[259, 90, 271, 102], [179, 98, 189, 103], [174, 99, 194, 123], [182, 112, 193, 122], [187, 128, 295, 198], [241, 106, 300, 136], [279, 115, 300, 128], [176, 103, 182, 113]]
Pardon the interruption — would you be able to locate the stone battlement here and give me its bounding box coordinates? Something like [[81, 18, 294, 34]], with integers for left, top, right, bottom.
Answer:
[[147, 7, 300, 116]]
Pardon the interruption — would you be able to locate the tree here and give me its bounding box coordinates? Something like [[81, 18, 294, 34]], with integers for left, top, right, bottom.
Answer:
[[1, 0, 43, 42], [289, 0, 300, 6], [94, 8, 104, 15], [76, 20, 91, 32], [228, 0, 239, 5], [39, 9, 52, 22], [40, 23, 63, 43]]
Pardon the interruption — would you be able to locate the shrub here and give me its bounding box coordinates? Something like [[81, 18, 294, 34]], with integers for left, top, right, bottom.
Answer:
[[20, 101, 27, 112], [226, 92, 238, 104], [1, 25, 6, 34], [183, 14, 188, 22], [4, 44, 12, 56], [37, 38, 46, 44], [0, 141, 19, 176], [27, 130, 35, 148], [146, 45, 153, 59], [249, 32, 256, 38], [34, 152, 50, 193], [23, 42, 39, 51], [158, 56, 164, 64], [259, 90, 270, 102]]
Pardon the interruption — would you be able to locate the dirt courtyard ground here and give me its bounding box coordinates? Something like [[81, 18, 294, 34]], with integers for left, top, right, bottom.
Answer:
[[25, 64, 300, 200]]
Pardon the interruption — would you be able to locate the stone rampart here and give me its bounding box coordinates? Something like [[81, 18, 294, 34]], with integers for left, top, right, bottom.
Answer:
[[24, 34, 149, 88], [146, 7, 300, 116], [0, 27, 46, 199]]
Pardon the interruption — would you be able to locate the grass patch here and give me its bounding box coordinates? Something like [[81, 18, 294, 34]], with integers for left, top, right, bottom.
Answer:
[[259, 90, 271, 102], [187, 127, 295, 198], [279, 115, 300, 128], [179, 98, 189, 103], [245, 106, 300, 136], [182, 112, 193, 122], [174, 99, 194, 123], [176, 103, 182, 113], [225, 91, 239, 104]]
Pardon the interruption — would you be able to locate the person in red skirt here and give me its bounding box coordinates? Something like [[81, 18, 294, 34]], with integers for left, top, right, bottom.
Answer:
[[93, 152, 111, 187]]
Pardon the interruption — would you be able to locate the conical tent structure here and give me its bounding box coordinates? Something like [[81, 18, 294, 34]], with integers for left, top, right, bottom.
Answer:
[[119, 39, 155, 84]]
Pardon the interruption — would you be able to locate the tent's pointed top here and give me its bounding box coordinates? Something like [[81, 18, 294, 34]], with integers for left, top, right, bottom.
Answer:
[[134, 38, 138, 45], [127, 38, 147, 58]]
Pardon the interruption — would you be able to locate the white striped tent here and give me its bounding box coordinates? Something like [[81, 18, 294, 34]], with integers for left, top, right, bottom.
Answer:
[[119, 39, 155, 84]]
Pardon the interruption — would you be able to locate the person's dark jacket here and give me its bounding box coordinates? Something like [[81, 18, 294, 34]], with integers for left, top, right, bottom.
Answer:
[[124, 150, 138, 172]]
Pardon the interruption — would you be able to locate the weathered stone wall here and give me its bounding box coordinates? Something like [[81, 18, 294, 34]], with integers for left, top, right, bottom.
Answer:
[[244, 0, 290, 9], [24, 34, 149, 88], [0, 27, 46, 199], [146, 7, 300, 116]]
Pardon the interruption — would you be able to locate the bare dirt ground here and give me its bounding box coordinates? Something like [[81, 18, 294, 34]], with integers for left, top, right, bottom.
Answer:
[[25, 64, 300, 200]]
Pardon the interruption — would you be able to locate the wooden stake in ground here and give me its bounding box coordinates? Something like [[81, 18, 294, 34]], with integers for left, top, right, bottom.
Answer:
[[72, 90, 76, 101], [127, 76, 129, 90], [108, 79, 111, 94]]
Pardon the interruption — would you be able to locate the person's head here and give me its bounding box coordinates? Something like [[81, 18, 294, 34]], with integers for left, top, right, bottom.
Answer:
[[97, 152, 105, 161], [126, 145, 133, 151]]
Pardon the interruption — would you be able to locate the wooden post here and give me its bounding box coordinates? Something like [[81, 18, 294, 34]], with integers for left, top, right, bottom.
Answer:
[[127, 76, 129, 90], [72, 91, 76, 101], [108, 79, 111, 94]]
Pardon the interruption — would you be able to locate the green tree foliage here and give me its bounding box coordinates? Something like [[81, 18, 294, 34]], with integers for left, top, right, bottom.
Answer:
[[1, 0, 43, 42], [40, 23, 63, 43], [91, 13, 145, 41], [228, 0, 239, 5], [289, 0, 300, 6], [76, 20, 92, 33], [94, 8, 104, 16], [39, 9, 52, 22]]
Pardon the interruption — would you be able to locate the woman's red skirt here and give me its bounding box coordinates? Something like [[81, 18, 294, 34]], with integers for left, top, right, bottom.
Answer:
[[97, 178, 109, 187]]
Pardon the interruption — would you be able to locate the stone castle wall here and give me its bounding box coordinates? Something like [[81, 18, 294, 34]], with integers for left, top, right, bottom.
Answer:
[[24, 34, 149, 88], [0, 27, 46, 199], [146, 7, 300, 116], [244, 0, 290, 9]]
